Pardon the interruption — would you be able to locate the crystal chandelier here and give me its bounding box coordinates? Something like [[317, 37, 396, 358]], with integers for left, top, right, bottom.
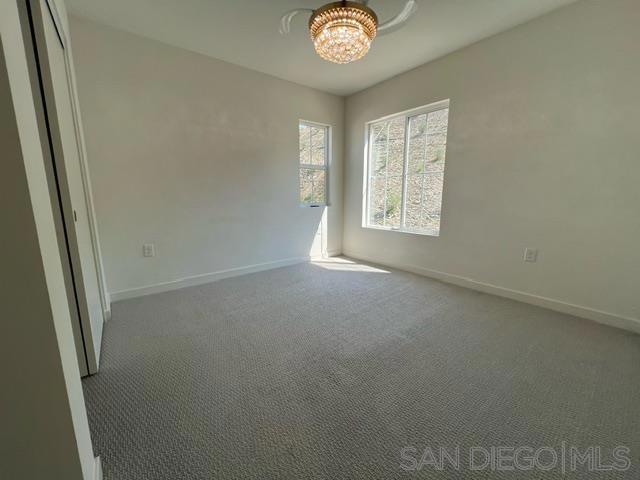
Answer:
[[279, 1, 418, 65], [308, 1, 378, 64]]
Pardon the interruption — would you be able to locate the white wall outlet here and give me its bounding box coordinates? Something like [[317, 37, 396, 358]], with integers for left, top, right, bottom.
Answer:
[[143, 243, 155, 257], [524, 248, 538, 263]]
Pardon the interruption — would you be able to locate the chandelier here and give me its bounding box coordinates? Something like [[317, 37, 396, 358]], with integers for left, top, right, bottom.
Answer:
[[279, 1, 418, 65], [308, 2, 378, 64]]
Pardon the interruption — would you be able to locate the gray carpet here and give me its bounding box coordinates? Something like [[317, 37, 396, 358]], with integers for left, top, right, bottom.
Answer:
[[83, 258, 640, 479]]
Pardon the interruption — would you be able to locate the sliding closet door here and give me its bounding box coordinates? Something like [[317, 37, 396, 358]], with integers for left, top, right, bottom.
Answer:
[[27, 0, 104, 374]]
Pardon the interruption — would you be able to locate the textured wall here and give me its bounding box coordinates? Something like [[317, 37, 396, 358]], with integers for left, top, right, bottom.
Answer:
[[71, 17, 344, 295], [343, 0, 640, 323]]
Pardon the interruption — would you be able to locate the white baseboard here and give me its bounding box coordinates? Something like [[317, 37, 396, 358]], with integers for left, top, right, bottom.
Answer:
[[93, 457, 102, 480], [326, 249, 343, 257], [343, 250, 640, 335], [110, 256, 310, 302]]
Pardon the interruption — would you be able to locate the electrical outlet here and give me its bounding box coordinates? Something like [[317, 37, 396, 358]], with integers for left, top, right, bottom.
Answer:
[[524, 248, 538, 263], [143, 243, 155, 257]]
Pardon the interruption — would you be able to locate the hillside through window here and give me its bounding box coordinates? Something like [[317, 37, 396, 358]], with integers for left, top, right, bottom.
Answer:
[[299, 121, 329, 206], [365, 100, 449, 236]]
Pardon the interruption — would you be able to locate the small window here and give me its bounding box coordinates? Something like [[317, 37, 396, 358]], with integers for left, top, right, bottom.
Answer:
[[365, 100, 449, 236], [299, 121, 329, 206]]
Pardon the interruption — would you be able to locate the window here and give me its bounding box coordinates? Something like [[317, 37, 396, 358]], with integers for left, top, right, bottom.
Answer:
[[364, 100, 449, 236], [299, 121, 329, 206]]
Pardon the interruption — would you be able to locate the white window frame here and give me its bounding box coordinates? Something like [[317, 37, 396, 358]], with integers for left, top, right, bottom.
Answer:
[[362, 99, 450, 236], [299, 120, 331, 207]]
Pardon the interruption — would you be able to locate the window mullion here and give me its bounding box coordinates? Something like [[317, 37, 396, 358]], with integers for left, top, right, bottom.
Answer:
[[309, 125, 313, 165], [324, 126, 329, 205], [366, 127, 373, 226], [420, 114, 429, 229], [400, 115, 411, 230], [383, 121, 390, 227]]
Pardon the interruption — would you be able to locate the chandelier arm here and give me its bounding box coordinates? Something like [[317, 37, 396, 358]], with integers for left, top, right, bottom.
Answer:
[[377, 0, 418, 35], [279, 8, 315, 35]]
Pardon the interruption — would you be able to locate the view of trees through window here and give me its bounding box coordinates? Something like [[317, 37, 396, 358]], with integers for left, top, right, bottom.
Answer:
[[299, 122, 328, 205], [366, 102, 449, 235]]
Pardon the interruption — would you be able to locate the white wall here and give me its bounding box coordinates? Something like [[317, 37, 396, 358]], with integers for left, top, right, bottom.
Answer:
[[70, 17, 344, 298], [0, 0, 95, 478], [344, 0, 640, 328]]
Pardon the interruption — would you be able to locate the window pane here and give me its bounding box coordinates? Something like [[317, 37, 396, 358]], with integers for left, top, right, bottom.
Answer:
[[404, 108, 448, 234], [428, 108, 449, 134], [310, 126, 326, 166], [299, 124, 310, 165], [371, 139, 387, 176], [368, 116, 405, 229], [371, 116, 404, 175], [366, 103, 448, 235], [299, 168, 326, 205], [384, 175, 403, 228], [387, 138, 405, 176], [424, 172, 444, 217], [368, 176, 385, 226], [407, 113, 427, 174], [404, 173, 423, 229], [404, 172, 444, 234]]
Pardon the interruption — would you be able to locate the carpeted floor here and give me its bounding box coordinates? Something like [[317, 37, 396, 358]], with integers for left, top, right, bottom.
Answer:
[[83, 258, 640, 479]]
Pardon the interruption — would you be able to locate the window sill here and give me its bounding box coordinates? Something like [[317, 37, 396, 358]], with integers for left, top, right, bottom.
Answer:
[[300, 203, 328, 208], [362, 224, 440, 237]]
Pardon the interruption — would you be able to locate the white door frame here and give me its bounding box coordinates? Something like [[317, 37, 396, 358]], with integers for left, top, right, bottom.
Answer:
[[40, 0, 110, 319]]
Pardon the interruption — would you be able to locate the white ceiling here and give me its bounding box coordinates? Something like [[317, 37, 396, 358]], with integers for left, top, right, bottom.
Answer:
[[66, 0, 578, 96]]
